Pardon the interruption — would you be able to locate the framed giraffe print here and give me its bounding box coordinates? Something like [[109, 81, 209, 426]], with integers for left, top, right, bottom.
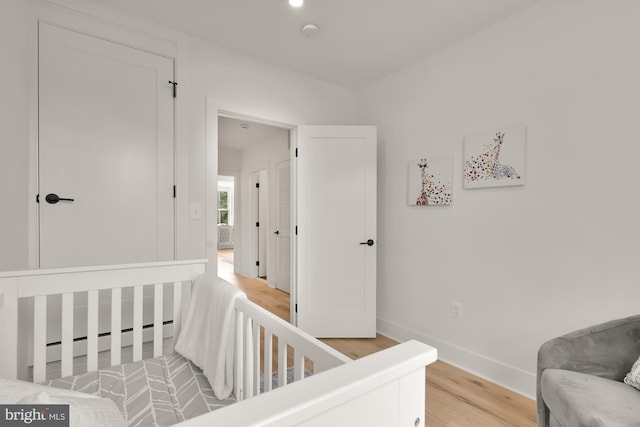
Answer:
[[408, 154, 453, 206], [464, 124, 526, 189]]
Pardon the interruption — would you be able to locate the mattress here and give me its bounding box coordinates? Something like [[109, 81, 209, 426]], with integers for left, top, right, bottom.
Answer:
[[46, 353, 235, 426]]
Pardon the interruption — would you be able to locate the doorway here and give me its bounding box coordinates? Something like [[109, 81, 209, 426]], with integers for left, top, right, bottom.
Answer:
[[217, 175, 236, 275], [217, 115, 291, 292], [208, 101, 378, 335]]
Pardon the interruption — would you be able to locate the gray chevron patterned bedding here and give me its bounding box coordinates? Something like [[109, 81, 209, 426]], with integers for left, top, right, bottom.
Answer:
[[46, 353, 235, 426]]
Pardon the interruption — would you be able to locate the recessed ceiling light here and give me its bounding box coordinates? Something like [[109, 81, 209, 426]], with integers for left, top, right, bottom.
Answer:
[[289, 0, 303, 7]]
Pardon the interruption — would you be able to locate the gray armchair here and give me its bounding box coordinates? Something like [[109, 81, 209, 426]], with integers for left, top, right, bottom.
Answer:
[[537, 315, 640, 427]]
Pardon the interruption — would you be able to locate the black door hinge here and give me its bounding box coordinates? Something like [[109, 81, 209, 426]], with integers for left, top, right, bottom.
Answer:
[[36, 194, 39, 203], [295, 304, 298, 313], [256, 261, 260, 267], [256, 222, 260, 227], [295, 226, 298, 235], [169, 80, 178, 98], [256, 183, 260, 188], [173, 185, 176, 198], [295, 148, 298, 157]]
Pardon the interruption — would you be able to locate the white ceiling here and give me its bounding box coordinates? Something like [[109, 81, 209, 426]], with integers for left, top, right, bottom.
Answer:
[[90, 0, 540, 90], [218, 116, 289, 150]]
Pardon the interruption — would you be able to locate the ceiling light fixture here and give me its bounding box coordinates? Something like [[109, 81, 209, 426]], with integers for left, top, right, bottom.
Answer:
[[240, 123, 250, 130], [301, 23, 320, 37], [289, 0, 303, 7]]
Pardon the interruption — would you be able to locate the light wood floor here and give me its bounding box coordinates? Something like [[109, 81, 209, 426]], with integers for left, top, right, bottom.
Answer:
[[217, 249, 537, 427]]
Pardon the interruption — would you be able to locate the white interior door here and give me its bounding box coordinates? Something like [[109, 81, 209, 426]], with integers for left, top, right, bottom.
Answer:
[[296, 126, 377, 338], [38, 23, 175, 268], [256, 170, 268, 278], [275, 160, 291, 293]]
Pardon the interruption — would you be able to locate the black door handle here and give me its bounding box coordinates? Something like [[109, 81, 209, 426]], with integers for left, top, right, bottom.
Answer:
[[45, 193, 75, 204], [274, 230, 280, 235], [360, 239, 375, 246]]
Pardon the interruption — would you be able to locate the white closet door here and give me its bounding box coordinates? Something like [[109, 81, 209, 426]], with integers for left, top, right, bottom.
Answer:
[[38, 23, 175, 268]]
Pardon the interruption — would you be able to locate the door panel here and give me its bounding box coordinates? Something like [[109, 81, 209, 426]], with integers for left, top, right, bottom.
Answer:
[[276, 160, 291, 293], [38, 23, 175, 268], [297, 126, 377, 338]]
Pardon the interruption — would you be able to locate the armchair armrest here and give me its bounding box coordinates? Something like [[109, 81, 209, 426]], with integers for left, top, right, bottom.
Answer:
[[536, 315, 640, 427]]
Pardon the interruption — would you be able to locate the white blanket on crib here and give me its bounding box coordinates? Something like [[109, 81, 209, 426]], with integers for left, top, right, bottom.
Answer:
[[175, 273, 247, 400]]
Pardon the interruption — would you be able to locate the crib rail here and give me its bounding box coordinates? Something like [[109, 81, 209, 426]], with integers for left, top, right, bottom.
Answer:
[[0, 260, 207, 381], [182, 340, 437, 427], [234, 297, 351, 400], [0, 262, 438, 426]]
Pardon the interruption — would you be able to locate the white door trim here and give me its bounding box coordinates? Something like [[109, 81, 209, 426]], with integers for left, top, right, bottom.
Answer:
[[28, 1, 189, 268], [205, 98, 298, 322], [250, 166, 269, 282]]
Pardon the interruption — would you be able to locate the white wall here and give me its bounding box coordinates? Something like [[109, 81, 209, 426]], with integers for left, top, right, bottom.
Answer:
[[0, 0, 31, 271], [360, 0, 640, 397], [219, 147, 242, 174]]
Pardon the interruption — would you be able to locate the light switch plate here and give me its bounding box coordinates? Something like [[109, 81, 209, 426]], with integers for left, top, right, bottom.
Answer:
[[190, 202, 203, 219]]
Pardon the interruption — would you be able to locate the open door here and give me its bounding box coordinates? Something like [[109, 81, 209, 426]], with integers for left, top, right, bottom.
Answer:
[[296, 126, 377, 338], [275, 159, 291, 293]]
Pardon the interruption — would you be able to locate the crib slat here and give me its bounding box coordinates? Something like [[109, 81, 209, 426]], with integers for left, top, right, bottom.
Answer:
[[278, 337, 287, 387], [235, 310, 244, 401], [61, 293, 74, 377], [294, 351, 305, 382], [244, 316, 254, 398], [154, 283, 163, 357], [264, 330, 273, 392], [133, 285, 143, 361], [172, 281, 182, 348], [33, 296, 47, 383], [87, 290, 99, 372], [111, 288, 122, 366], [252, 321, 261, 396]]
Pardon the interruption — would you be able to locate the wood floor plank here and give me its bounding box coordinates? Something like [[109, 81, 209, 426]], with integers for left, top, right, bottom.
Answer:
[[217, 250, 536, 426]]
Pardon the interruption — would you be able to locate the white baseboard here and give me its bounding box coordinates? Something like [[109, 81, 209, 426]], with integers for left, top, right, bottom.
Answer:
[[377, 316, 536, 399]]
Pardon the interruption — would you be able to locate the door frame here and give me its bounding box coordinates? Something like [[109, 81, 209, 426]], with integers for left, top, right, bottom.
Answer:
[[206, 98, 298, 323], [27, 1, 190, 268], [251, 167, 269, 281]]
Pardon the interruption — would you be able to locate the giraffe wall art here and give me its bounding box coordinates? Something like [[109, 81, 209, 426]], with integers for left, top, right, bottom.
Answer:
[[407, 154, 453, 206], [463, 124, 526, 189]]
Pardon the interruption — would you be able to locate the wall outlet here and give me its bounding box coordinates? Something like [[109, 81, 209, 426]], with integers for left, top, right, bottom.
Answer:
[[451, 301, 463, 320]]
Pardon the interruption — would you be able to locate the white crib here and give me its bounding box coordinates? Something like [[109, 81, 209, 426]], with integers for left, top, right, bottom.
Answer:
[[0, 260, 437, 426]]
